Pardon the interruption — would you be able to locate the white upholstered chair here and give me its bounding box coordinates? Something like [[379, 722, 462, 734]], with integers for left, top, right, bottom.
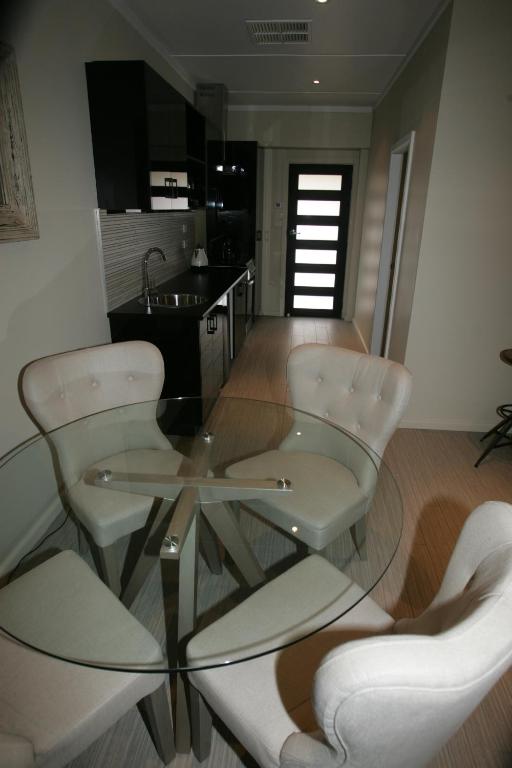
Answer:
[[187, 501, 512, 768], [21, 341, 183, 594], [0, 550, 173, 768], [227, 344, 412, 552]]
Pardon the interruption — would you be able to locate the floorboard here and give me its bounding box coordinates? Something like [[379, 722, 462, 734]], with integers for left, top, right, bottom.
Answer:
[[68, 316, 512, 768]]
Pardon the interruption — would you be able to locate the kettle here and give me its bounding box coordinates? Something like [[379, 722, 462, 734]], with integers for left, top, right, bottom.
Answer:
[[191, 245, 208, 271]]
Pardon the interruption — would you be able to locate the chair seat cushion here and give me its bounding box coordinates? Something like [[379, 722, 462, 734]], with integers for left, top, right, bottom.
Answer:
[[0, 551, 164, 767], [69, 448, 184, 547], [189, 555, 392, 768], [226, 450, 367, 550], [0, 733, 34, 768]]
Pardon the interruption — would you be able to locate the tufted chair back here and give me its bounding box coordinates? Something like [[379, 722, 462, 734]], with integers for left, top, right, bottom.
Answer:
[[21, 341, 169, 486], [286, 344, 412, 457], [301, 501, 512, 768], [22, 341, 164, 432]]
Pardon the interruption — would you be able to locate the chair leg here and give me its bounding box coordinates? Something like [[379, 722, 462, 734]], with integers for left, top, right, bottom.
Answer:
[[138, 682, 176, 765], [95, 542, 122, 595], [199, 516, 223, 575], [201, 502, 265, 587], [230, 500, 241, 521], [350, 517, 367, 560], [190, 684, 213, 762]]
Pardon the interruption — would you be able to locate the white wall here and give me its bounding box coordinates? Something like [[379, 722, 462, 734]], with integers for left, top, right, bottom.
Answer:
[[229, 109, 372, 319], [228, 107, 372, 149], [354, 7, 452, 356], [0, 0, 193, 456], [403, 0, 512, 430]]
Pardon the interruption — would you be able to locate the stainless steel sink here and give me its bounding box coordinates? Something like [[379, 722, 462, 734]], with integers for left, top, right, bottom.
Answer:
[[138, 293, 208, 308]]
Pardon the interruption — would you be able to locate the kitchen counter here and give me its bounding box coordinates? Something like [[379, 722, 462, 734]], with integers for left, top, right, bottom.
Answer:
[[108, 266, 246, 320]]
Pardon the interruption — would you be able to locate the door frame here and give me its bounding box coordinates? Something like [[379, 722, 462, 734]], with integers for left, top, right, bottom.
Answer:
[[284, 162, 353, 318], [370, 131, 415, 357]]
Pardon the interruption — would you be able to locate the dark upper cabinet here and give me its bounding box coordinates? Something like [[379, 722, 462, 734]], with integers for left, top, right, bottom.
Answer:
[[85, 60, 205, 211]]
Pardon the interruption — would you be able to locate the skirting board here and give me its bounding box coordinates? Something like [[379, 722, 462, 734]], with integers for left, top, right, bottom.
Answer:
[[400, 418, 494, 433]]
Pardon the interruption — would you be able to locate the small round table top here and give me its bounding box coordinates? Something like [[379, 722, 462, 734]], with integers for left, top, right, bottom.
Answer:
[[500, 349, 512, 366]]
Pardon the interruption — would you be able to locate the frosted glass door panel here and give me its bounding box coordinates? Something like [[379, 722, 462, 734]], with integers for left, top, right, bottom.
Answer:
[[293, 295, 334, 310], [294, 273, 336, 288], [298, 174, 342, 191], [295, 249, 337, 265], [297, 225, 338, 241], [297, 200, 340, 217], [285, 163, 353, 316]]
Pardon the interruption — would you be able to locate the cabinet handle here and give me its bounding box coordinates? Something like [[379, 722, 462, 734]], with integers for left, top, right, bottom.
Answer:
[[207, 314, 217, 334], [164, 178, 178, 198]]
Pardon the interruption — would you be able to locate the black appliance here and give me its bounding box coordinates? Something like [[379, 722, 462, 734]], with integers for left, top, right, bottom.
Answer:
[[206, 141, 257, 264], [206, 140, 258, 358]]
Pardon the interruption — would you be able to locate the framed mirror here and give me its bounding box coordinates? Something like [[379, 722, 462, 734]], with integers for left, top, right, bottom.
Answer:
[[0, 42, 39, 242]]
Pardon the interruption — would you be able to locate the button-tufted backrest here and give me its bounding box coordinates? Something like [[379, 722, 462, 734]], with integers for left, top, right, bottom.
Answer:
[[21, 342, 169, 486], [286, 344, 412, 457], [22, 341, 165, 432], [309, 501, 512, 768]]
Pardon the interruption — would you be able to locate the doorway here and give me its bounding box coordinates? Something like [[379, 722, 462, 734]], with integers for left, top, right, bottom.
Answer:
[[284, 163, 353, 317], [371, 132, 415, 357]]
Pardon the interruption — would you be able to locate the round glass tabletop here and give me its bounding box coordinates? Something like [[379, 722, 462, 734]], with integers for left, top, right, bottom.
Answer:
[[0, 396, 402, 673]]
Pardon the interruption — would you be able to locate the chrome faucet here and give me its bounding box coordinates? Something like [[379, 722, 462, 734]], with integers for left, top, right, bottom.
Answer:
[[142, 247, 167, 306]]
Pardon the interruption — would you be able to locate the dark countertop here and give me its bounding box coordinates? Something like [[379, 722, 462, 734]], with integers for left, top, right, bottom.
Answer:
[[108, 266, 246, 320]]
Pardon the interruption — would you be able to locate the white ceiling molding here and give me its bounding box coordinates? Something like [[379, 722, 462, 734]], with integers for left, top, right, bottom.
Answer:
[[228, 105, 373, 113], [173, 53, 405, 59], [108, 0, 197, 91], [375, 0, 451, 108]]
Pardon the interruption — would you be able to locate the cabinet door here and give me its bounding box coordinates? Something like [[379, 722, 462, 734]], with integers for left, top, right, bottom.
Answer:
[[86, 61, 150, 211], [185, 103, 206, 162], [144, 65, 186, 165], [199, 312, 225, 419]]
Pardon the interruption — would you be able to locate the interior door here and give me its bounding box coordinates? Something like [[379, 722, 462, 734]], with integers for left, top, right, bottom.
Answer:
[[285, 164, 352, 317]]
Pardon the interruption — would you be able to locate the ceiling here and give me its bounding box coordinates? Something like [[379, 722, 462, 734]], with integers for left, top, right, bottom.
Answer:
[[112, 0, 447, 108]]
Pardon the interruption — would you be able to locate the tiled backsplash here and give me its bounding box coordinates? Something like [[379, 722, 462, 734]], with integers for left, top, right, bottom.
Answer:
[[97, 210, 196, 310]]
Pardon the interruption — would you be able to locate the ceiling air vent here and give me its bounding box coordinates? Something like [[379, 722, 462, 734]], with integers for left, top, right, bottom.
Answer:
[[246, 20, 311, 45]]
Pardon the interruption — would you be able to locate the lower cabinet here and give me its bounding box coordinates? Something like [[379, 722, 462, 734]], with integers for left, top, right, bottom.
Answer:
[[199, 311, 227, 421], [108, 303, 229, 430]]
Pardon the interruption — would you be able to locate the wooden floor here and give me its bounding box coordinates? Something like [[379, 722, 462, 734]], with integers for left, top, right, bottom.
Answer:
[[69, 317, 512, 768]]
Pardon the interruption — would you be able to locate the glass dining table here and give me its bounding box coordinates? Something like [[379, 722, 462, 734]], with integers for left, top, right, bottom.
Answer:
[[0, 395, 402, 753]]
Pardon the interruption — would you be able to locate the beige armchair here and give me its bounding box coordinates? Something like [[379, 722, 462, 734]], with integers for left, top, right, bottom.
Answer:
[[21, 341, 184, 594], [0, 550, 173, 768], [227, 344, 412, 552], [187, 501, 512, 768]]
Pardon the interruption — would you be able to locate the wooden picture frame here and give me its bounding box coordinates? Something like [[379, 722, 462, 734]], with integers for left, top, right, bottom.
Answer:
[[0, 43, 39, 242]]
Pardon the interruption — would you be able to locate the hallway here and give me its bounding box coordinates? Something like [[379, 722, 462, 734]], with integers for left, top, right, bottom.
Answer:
[[222, 316, 363, 404]]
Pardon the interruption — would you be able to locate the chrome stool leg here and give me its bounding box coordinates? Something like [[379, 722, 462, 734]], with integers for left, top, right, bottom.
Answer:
[[475, 404, 512, 467]]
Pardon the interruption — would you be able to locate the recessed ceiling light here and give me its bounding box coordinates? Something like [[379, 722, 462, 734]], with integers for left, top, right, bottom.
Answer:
[[316, 0, 329, 4], [313, 79, 320, 85]]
